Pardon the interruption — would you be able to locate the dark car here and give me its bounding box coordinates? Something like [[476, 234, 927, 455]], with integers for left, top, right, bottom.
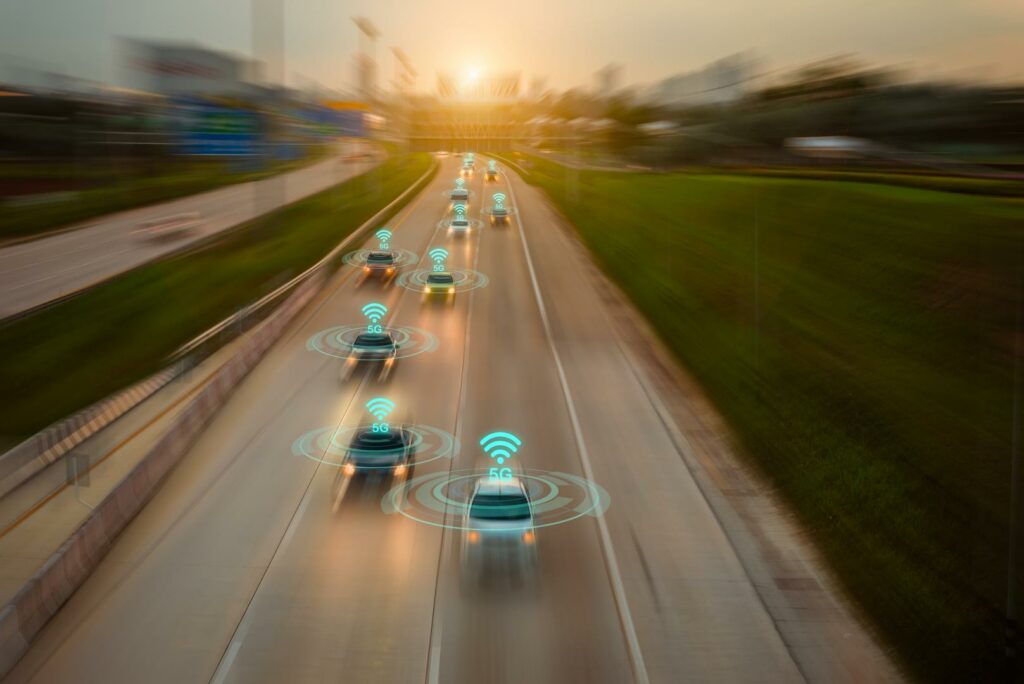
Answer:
[[422, 271, 456, 299], [363, 250, 398, 280], [342, 331, 398, 381], [490, 206, 510, 225], [342, 425, 415, 478]]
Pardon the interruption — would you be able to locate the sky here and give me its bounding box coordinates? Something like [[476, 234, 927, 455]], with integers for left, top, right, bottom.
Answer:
[[2, 0, 1023, 93]]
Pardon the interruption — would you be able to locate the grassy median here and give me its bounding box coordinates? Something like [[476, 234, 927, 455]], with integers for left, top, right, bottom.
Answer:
[[510, 152, 1024, 680], [0, 152, 432, 443]]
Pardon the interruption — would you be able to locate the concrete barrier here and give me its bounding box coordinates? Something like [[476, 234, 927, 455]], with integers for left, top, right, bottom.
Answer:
[[0, 273, 322, 677]]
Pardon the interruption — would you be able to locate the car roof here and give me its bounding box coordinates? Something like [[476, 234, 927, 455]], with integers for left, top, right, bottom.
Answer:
[[352, 427, 406, 447], [427, 271, 454, 282], [353, 332, 395, 344], [475, 477, 526, 497]]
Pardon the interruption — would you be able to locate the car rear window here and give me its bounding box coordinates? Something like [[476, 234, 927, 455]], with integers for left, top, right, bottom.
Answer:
[[470, 494, 531, 520], [354, 333, 394, 347], [367, 252, 393, 262], [352, 429, 405, 451], [427, 274, 454, 284]]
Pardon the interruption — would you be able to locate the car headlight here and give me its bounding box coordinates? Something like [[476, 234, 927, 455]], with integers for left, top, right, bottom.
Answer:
[[343, 462, 356, 476], [393, 464, 407, 476], [448, 287, 455, 294], [385, 357, 395, 366], [522, 531, 535, 544], [468, 531, 480, 544], [423, 285, 430, 293], [363, 266, 370, 272]]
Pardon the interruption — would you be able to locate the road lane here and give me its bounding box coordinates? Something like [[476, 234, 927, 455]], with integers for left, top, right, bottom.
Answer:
[[3, 153, 898, 683], [3, 159, 456, 684], [429, 164, 634, 683], [0, 144, 380, 319]]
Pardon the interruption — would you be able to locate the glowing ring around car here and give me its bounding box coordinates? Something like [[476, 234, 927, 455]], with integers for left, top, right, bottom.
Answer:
[[292, 423, 457, 469], [395, 269, 489, 293], [306, 325, 439, 361], [381, 468, 610, 531], [342, 248, 419, 269], [437, 218, 484, 232]]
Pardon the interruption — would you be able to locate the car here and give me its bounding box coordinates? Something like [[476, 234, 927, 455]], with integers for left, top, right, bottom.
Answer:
[[490, 206, 509, 225], [461, 476, 537, 579], [362, 250, 398, 280], [460, 162, 474, 177], [449, 188, 469, 206], [342, 331, 398, 381], [341, 425, 415, 478], [484, 169, 498, 181], [422, 271, 456, 299], [449, 217, 470, 235]]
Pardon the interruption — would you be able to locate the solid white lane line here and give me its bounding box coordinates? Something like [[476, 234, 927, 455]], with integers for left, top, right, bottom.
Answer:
[[506, 173, 651, 684]]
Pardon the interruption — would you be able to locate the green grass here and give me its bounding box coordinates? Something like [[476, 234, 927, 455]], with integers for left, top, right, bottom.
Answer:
[[0, 147, 329, 242], [0, 153, 432, 442], [512, 152, 1024, 681]]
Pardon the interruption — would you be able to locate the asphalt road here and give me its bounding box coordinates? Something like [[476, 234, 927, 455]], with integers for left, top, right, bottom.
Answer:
[[3, 156, 899, 683], [0, 145, 380, 320]]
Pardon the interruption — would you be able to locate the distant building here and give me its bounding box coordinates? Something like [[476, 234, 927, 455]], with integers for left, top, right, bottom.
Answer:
[[528, 76, 548, 102], [355, 53, 377, 101], [645, 53, 756, 107], [593, 64, 622, 99], [122, 39, 261, 99]]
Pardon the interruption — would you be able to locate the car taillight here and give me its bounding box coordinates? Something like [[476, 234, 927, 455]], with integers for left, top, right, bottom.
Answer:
[[522, 531, 535, 544]]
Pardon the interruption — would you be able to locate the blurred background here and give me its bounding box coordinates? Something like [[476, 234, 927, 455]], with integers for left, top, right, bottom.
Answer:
[[1, 1, 1023, 682]]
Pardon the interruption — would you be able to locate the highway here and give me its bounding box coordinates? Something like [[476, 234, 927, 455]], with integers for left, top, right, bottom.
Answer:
[[3, 156, 899, 683], [0, 145, 380, 320]]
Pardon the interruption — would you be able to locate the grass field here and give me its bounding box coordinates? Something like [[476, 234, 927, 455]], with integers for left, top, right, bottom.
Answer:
[[509, 152, 1024, 681], [0, 153, 432, 441], [0, 147, 327, 242]]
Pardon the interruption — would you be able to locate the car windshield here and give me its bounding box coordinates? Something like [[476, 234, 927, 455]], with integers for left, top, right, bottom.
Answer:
[[427, 273, 454, 284], [470, 493, 532, 520], [353, 333, 394, 347]]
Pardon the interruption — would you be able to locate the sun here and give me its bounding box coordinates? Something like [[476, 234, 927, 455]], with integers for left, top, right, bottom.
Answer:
[[462, 66, 482, 87]]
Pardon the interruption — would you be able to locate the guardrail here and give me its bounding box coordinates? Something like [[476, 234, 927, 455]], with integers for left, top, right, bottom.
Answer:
[[0, 156, 438, 505]]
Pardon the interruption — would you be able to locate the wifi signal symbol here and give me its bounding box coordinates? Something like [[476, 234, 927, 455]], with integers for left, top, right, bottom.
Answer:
[[453, 203, 467, 216], [480, 432, 521, 465], [375, 228, 392, 243], [366, 397, 395, 421], [454, 178, 465, 188], [492, 193, 506, 205], [361, 302, 388, 324], [428, 247, 449, 265]]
